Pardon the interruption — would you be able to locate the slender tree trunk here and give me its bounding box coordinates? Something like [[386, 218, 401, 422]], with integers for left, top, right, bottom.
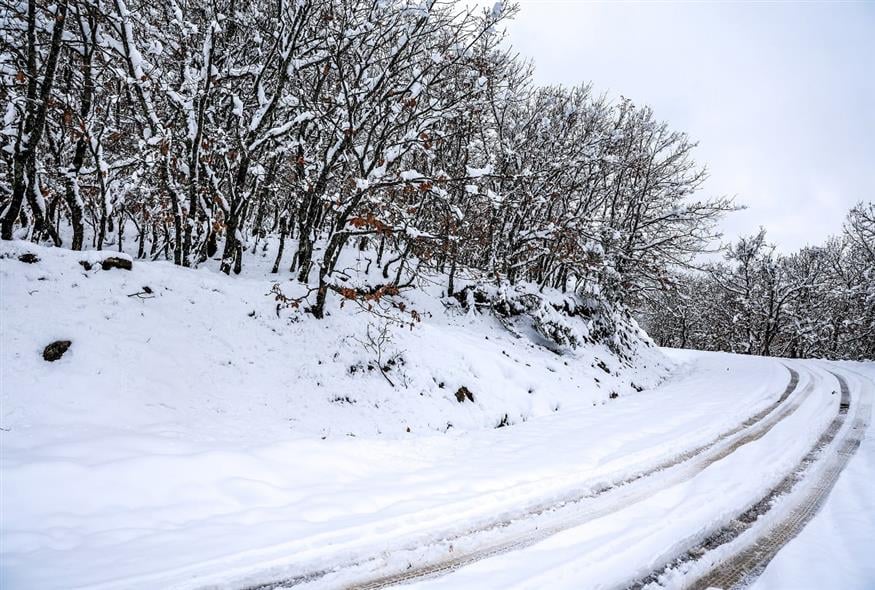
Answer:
[[272, 216, 287, 274], [2, 0, 68, 240]]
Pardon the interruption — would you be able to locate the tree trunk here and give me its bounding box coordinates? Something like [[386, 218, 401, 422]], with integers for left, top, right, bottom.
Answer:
[[272, 216, 287, 274], [1, 0, 68, 240]]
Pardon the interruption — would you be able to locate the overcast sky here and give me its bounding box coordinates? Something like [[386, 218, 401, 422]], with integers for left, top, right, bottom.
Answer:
[[494, 1, 875, 252]]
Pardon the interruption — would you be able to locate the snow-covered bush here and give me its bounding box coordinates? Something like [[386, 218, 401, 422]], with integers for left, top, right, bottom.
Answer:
[[453, 279, 651, 357]]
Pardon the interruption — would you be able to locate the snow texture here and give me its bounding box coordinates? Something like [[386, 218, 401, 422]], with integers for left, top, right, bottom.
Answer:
[[1, 241, 665, 589], [1, 243, 871, 590]]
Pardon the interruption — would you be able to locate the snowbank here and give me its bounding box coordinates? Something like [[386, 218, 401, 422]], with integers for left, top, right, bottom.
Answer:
[[1, 240, 667, 443]]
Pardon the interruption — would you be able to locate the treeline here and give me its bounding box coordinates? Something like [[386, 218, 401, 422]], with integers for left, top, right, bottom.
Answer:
[[2, 0, 731, 324], [639, 203, 875, 360]]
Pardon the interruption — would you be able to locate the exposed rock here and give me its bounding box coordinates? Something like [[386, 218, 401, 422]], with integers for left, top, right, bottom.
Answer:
[[455, 386, 475, 403], [18, 253, 39, 264], [43, 340, 72, 362], [77, 255, 135, 271], [101, 257, 132, 271]]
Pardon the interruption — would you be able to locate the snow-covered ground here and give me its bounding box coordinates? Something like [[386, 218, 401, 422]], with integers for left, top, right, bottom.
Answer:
[[751, 361, 875, 590], [1, 242, 873, 590], [388, 356, 873, 590]]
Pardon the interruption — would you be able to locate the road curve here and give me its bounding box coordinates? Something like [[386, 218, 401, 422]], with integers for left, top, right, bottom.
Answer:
[[242, 363, 872, 590], [245, 366, 809, 590], [684, 366, 873, 590], [624, 364, 873, 590]]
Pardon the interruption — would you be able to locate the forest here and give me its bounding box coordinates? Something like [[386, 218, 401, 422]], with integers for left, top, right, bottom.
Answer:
[[639, 203, 875, 360], [2, 0, 872, 359]]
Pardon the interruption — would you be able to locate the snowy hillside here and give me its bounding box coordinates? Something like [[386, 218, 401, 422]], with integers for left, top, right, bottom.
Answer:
[[1, 240, 668, 586], [1, 240, 668, 444], [3, 243, 874, 590]]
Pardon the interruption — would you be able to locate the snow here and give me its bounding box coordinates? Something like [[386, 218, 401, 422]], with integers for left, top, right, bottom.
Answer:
[[1, 241, 666, 589], [751, 361, 875, 590], [1, 243, 872, 590], [249, 111, 315, 150], [465, 164, 493, 178], [390, 355, 835, 590], [400, 169, 424, 182]]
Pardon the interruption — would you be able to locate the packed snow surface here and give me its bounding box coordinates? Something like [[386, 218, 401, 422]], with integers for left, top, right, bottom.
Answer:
[[394, 353, 872, 590], [1, 242, 873, 590], [751, 361, 875, 590]]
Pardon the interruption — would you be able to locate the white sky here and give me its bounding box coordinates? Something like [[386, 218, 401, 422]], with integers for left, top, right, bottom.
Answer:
[[492, 0, 875, 251]]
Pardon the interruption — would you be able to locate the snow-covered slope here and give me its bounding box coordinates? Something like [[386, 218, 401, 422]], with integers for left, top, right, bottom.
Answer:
[[0, 240, 666, 443], [1, 241, 668, 589], [4, 244, 873, 590]]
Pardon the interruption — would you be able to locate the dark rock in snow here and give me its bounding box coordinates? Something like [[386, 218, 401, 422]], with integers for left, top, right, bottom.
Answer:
[[79, 260, 93, 270], [609, 391, 619, 399], [101, 257, 132, 271], [43, 340, 72, 362], [455, 386, 475, 403], [18, 253, 39, 264]]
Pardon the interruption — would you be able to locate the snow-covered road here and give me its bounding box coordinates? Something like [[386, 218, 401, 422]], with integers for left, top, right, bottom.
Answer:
[[277, 357, 874, 590], [4, 351, 873, 590]]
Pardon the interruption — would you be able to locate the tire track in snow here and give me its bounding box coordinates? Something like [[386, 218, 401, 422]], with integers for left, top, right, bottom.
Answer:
[[626, 366, 872, 590], [245, 366, 808, 590]]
